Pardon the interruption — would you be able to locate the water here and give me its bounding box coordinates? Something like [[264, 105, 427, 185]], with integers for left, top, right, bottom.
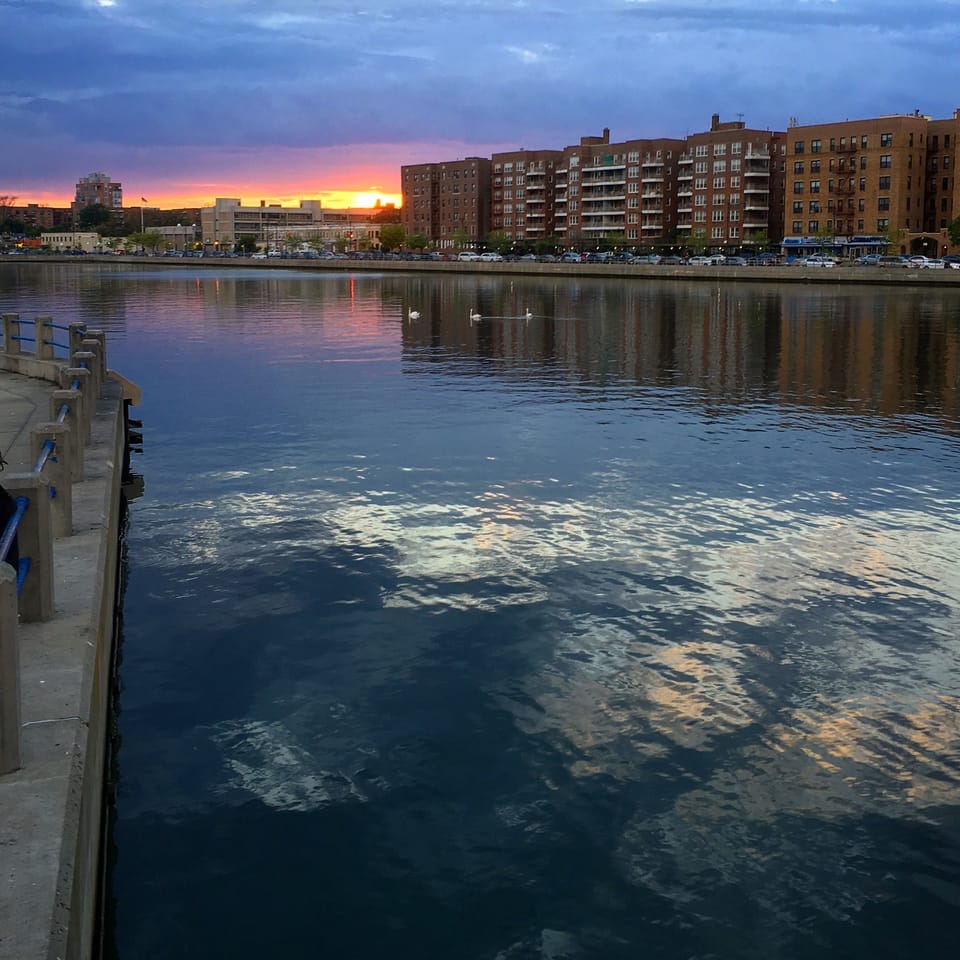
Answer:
[[3, 262, 960, 959]]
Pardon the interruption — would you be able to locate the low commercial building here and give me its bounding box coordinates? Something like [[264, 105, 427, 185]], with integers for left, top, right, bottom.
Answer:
[[40, 231, 101, 253], [200, 198, 384, 251]]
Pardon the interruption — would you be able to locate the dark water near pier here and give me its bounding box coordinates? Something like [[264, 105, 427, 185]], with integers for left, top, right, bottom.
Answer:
[[3, 262, 960, 959]]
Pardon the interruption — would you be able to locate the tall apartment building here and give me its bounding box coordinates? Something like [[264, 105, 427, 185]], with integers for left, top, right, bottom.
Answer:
[[551, 129, 686, 248], [490, 148, 562, 242], [399, 109, 960, 254], [679, 114, 785, 250], [400, 157, 491, 248], [73, 172, 122, 214], [784, 110, 960, 255]]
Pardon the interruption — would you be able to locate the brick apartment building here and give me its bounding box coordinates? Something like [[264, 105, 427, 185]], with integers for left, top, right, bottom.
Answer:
[[401, 109, 960, 256], [400, 157, 491, 248], [782, 110, 960, 256], [72, 171, 123, 226]]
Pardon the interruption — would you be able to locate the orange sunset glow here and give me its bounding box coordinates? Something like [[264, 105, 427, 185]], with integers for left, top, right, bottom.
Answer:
[[12, 186, 402, 211]]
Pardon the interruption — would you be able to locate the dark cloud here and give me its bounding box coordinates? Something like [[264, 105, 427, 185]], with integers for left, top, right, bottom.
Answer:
[[3, 0, 959, 196]]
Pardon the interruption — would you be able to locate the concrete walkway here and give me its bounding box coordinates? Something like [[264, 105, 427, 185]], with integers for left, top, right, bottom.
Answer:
[[1, 366, 127, 960]]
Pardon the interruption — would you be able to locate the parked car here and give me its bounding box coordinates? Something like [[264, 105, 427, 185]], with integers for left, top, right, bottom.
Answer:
[[559, 252, 582, 263], [905, 255, 944, 269], [479, 251, 503, 262], [795, 255, 835, 268], [457, 251, 480, 261], [877, 256, 907, 266], [854, 254, 882, 265], [687, 255, 714, 265], [659, 255, 684, 265], [723, 256, 748, 266], [918, 257, 946, 269]]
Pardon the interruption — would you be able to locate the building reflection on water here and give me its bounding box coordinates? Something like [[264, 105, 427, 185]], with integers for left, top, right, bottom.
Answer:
[[401, 278, 960, 431]]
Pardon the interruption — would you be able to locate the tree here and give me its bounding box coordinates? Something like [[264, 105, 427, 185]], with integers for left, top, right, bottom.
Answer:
[[236, 234, 257, 254], [948, 216, 960, 247], [486, 230, 512, 255], [686, 228, 708, 255], [450, 229, 471, 252], [408, 233, 429, 251], [379, 223, 406, 252], [79, 203, 113, 230]]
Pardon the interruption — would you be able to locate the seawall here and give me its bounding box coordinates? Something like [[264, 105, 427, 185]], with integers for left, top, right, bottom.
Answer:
[[0, 338, 135, 960]]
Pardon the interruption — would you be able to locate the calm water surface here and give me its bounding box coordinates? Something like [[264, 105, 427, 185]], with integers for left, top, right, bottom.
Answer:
[[3, 262, 960, 959]]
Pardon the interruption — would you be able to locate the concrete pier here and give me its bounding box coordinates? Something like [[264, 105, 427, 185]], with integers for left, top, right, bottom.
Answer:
[[0, 337, 134, 960]]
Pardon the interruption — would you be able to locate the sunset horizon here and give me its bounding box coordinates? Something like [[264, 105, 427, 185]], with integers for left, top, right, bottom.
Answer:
[[7, 186, 403, 212]]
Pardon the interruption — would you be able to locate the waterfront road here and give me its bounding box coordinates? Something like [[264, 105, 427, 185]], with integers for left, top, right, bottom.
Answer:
[[1, 366, 126, 960]]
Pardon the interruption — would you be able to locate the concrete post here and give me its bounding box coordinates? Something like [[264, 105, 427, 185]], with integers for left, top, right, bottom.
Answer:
[[31, 424, 72, 538], [51, 390, 84, 482], [80, 337, 105, 383], [84, 330, 107, 378], [0, 473, 53, 623], [68, 322, 87, 356], [35, 315, 55, 361], [2, 313, 21, 355], [72, 350, 100, 397], [0, 561, 21, 775], [60, 367, 92, 443]]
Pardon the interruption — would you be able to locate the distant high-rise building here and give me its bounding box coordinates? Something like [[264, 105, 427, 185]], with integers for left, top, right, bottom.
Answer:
[[74, 172, 123, 211]]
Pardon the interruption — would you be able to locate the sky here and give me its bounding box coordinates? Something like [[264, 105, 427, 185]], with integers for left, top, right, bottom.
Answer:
[[3, 0, 960, 210]]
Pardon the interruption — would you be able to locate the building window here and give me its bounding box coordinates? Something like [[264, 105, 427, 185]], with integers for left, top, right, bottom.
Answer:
[[795, 141, 805, 154], [696, 145, 708, 157], [879, 176, 891, 190], [794, 161, 805, 174], [880, 132, 892, 147], [628, 166, 639, 177], [858, 198, 865, 212], [878, 197, 890, 211], [810, 160, 821, 173], [695, 211, 706, 222], [877, 217, 889, 231], [713, 143, 727, 155], [860, 156, 867, 170], [729, 209, 739, 222], [809, 200, 820, 213], [712, 226, 724, 238], [714, 194, 725, 205], [729, 226, 739, 238], [810, 180, 820, 193], [811, 139, 821, 153], [628, 182, 638, 193], [628, 197, 639, 208], [730, 194, 740, 205], [695, 194, 706, 206], [695, 161, 707, 173], [713, 176, 725, 189], [732, 142, 742, 154], [793, 181, 804, 194], [712, 209, 724, 222], [858, 219, 865, 231], [808, 220, 819, 232], [713, 160, 726, 172], [792, 221, 803, 233], [880, 155, 892, 168]]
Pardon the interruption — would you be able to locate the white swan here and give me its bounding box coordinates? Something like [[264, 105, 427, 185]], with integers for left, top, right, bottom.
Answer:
[[524, 308, 533, 321], [469, 309, 481, 322], [408, 308, 420, 320]]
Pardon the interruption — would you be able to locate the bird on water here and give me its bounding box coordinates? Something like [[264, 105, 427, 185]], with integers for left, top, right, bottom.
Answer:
[[408, 308, 420, 320]]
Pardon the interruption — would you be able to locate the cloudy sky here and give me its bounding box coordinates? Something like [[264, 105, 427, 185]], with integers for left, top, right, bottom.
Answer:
[[3, 0, 959, 208]]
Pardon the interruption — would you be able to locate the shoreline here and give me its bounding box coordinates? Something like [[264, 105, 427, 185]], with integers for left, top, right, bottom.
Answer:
[[6, 253, 960, 287]]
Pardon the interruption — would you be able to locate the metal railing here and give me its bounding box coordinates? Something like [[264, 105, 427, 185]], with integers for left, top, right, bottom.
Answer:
[[1, 314, 98, 774]]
